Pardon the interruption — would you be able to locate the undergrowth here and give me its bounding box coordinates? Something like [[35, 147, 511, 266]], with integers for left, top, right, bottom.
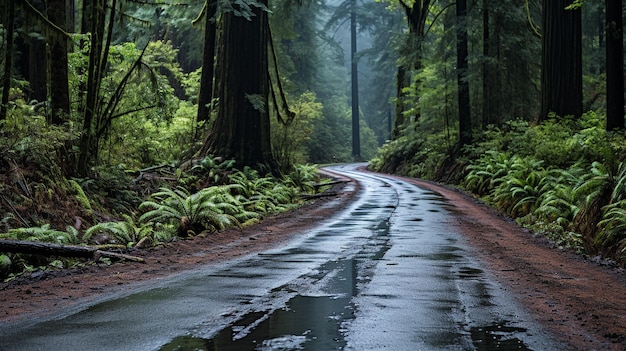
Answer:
[[0, 121, 327, 281], [371, 112, 626, 265]]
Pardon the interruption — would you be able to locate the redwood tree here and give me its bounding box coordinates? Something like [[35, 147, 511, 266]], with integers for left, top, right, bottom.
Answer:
[[605, 0, 624, 130], [206, 0, 278, 170], [48, 0, 70, 125], [456, 0, 471, 146], [540, 0, 582, 120]]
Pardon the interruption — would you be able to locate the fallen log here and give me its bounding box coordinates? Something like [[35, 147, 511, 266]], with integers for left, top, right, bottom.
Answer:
[[0, 240, 145, 263]]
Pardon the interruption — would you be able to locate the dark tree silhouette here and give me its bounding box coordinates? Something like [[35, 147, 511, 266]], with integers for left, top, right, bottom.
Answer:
[[48, 0, 71, 125], [605, 0, 624, 130], [540, 0, 582, 120], [456, 0, 471, 146], [0, 0, 16, 121]]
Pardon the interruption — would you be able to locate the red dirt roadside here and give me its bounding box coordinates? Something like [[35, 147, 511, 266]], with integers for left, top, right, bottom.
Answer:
[[387, 173, 626, 351], [2, 169, 626, 351]]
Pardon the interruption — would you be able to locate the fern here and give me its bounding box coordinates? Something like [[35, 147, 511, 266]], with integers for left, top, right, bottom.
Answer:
[[490, 157, 546, 216], [572, 161, 621, 244], [138, 186, 241, 236], [68, 179, 94, 215], [285, 163, 319, 192], [228, 170, 274, 198], [84, 214, 155, 247], [533, 167, 585, 227], [596, 201, 626, 255], [190, 155, 236, 184], [463, 151, 515, 197], [3, 224, 80, 245]]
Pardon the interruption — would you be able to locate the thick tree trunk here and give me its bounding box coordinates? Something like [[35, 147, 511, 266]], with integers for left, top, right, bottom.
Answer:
[[605, 0, 624, 130], [208, 0, 277, 170], [540, 0, 582, 120], [456, 0, 472, 146], [48, 0, 70, 125], [196, 0, 217, 124]]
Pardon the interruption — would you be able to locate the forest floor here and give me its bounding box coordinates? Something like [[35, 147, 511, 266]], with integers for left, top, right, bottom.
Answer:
[[2, 169, 626, 350]]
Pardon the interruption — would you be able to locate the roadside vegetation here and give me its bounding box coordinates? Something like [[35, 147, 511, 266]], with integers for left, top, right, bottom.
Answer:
[[0, 133, 329, 281], [371, 112, 626, 265], [0, 64, 331, 280]]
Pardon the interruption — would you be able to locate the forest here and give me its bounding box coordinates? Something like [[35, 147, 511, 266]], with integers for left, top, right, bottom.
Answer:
[[0, 0, 625, 280]]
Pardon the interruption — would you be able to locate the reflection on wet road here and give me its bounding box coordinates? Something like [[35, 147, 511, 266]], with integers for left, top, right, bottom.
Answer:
[[0, 164, 565, 350]]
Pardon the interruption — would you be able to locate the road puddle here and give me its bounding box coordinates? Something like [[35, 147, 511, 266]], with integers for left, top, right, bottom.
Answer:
[[470, 322, 532, 350], [160, 294, 353, 351]]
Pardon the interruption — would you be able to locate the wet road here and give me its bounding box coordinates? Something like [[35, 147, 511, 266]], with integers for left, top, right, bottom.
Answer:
[[0, 164, 565, 350]]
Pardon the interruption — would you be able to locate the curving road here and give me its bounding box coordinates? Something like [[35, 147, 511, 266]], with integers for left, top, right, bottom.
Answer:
[[1, 164, 565, 350]]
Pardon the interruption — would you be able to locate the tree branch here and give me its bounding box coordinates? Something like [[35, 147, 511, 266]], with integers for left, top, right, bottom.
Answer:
[[20, 0, 72, 38]]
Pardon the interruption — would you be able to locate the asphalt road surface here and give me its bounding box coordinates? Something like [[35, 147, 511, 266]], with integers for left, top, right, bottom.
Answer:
[[0, 164, 566, 350]]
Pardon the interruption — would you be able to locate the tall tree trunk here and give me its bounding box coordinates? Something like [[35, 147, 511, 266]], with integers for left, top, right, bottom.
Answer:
[[29, 39, 48, 103], [15, 0, 48, 104], [0, 0, 15, 121], [392, 0, 431, 138], [350, 0, 360, 160], [540, 0, 582, 120], [207, 0, 277, 170], [77, 0, 106, 175], [482, 0, 490, 128], [392, 65, 407, 139], [456, 0, 472, 146], [196, 0, 217, 124], [605, 0, 624, 130], [48, 0, 70, 125]]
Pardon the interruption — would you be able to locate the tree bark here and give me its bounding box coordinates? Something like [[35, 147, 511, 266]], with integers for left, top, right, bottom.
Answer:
[[196, 0, 217, 124], [48, 0, 70, 125], [457, 0, 472, 146], [540, 0, 583, 120], [207, 1, 277, 171], [605, 0, 624, 130]]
